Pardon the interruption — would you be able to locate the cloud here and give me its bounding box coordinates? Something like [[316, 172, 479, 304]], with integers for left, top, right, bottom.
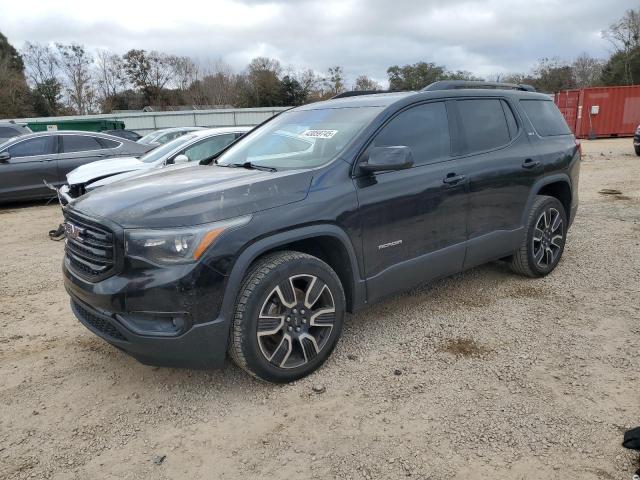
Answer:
[[0, 0, 635, 86]]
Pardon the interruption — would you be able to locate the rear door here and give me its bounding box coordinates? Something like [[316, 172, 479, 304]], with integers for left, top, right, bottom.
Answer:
[[355, 101, 468, 301], [56, 134, 112, 183], [451, 97, 542, 268], [0, 135, 58, 201]]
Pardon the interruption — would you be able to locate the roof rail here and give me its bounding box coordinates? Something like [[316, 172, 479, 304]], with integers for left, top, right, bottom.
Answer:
[[422, 80, 536, 92], [331, 90, 388, 99]]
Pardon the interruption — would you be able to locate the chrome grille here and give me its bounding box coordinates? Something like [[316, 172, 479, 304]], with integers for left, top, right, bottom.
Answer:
[[64, 211, 115, 281]]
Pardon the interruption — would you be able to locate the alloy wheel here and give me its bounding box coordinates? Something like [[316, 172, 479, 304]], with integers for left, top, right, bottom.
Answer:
[[257, 274, 336, 369], [532, 207, 564, 268]]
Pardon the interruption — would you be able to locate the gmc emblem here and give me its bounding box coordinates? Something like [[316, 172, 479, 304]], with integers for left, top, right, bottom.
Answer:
[[64, 222, 85, 242]]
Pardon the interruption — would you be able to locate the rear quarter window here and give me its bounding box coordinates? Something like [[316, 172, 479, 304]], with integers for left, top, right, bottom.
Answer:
[[98, 137, 121, 149], [61, 135, 103, 153], [520, 100, 571, 137]]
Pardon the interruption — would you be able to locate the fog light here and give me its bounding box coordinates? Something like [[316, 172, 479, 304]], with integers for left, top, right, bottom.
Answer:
[[116, 312, 190, 337]]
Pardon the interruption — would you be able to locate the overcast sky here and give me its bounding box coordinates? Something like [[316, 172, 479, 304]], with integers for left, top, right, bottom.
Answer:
[[1, 0, 636, 86]]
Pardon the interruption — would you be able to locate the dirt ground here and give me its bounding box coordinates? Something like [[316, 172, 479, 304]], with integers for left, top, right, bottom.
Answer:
[[1, 138, 639, 480]]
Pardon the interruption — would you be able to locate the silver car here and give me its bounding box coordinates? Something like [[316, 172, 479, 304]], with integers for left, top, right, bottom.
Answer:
[[61, 127, 251, 202], [0, 131, 151, 203]]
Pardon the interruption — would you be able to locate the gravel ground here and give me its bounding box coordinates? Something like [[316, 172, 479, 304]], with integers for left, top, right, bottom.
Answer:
[[1, 138, 639, 480]]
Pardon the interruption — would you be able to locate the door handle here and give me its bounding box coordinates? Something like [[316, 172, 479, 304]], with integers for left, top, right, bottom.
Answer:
[[522, 158, 541, 169], [443, 173, 465, 185]]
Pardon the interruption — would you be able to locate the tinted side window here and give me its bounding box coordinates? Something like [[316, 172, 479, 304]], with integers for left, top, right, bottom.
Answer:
[[61, 135, 103, 153], [371, 102, 450, 166], [520, 100, 571, 136], [98, 137, 121, 149], [8, 137, 55, 158], [457, 99, 511, 153]]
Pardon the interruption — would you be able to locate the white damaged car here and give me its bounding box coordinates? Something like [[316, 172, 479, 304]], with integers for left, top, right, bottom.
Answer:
[[60, 127, 251, 203]]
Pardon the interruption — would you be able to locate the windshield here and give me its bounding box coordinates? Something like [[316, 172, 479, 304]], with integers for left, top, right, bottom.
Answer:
[[0, 137, 16, 150], [138, 131, 163, 144], [216, 107, 383, 170], [139, 134, 197, 163]]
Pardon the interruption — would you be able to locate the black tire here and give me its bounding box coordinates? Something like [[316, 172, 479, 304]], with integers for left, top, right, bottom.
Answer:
[[228, 251, 345, 383], [510, 195, 568, 278], [635, 145, 640, 156]]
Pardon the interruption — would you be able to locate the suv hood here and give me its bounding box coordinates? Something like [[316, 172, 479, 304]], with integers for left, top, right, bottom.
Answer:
[[87, 162, 195, 190], [70, 165, 313, 228], [66, 157, 147, 185]]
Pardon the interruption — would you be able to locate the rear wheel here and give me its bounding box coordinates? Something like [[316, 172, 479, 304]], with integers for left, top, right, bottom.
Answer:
[[634, 145, 640, 156], [510, 195, 567, 277], [229, 251, 345, 383]]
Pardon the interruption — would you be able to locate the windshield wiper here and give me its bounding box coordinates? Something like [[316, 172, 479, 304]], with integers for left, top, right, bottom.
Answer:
[[221, 162, 277, 172]]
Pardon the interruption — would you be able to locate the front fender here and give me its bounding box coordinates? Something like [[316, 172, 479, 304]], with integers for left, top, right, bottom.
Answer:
[[219, 224, 366, 323]]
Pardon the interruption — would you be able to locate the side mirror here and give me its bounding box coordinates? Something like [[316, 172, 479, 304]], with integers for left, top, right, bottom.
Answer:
[[359, 146, 413, 173], [0, 151, 10, 163], [172, 154, 189, 165]]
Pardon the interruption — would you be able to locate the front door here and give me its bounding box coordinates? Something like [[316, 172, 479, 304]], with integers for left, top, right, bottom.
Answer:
[[0, 135, 58, 201], [355, 101, 468, 301]]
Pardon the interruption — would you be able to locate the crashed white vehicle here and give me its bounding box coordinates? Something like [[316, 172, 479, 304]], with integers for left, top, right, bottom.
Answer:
[[60, 127, 251, 203]]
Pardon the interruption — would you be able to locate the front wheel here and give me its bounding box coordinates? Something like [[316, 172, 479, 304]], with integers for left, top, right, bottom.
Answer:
[[510, 195, 567, 278], [228, 251, 345, 383], [634, 145, 640, 156]]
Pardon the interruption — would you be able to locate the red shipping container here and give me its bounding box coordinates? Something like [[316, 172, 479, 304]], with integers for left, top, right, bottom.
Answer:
[[554, 85, 640, 139]]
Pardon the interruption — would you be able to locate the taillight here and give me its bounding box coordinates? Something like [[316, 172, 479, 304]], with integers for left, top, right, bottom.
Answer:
[[574, 138, 582, 156]]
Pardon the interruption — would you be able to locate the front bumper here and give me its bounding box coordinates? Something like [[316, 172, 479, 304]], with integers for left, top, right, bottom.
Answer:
[[63, 258, 230, 369]]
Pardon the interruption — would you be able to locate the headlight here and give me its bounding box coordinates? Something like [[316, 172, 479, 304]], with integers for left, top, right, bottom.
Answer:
[[125, 216, 251, 265]]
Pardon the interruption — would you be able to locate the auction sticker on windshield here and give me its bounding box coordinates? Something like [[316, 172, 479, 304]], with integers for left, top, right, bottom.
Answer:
[[302, 129, 338, 139]]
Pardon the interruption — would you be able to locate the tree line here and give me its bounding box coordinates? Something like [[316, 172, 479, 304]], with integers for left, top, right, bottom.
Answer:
[[0, 8, 639, 119]]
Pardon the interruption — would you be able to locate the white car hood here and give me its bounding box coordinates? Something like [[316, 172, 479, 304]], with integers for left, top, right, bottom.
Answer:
[[66, 157, 147, 185], [87, 162, 198, 190]]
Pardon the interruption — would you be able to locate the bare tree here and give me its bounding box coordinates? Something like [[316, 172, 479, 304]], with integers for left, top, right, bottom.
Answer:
[[324, 66, 345, 95], [603, 8, 640, 52], [353, 74, 381, 91], [56, 43, 96, 114], [22, 42, 58, 86], [95, 50, 127, 99], [572, 53, 604, 87], [603, 9, 640, 85], [295, 68, 322, 101], [188, 60, 239, 106], [169, 55, 199, 91], [147, 51, 174, 93], [21, 42, 63, 115]]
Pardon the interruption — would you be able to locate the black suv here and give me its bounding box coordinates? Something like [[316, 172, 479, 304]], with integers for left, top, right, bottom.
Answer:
[[62, 81, 580, 383]]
